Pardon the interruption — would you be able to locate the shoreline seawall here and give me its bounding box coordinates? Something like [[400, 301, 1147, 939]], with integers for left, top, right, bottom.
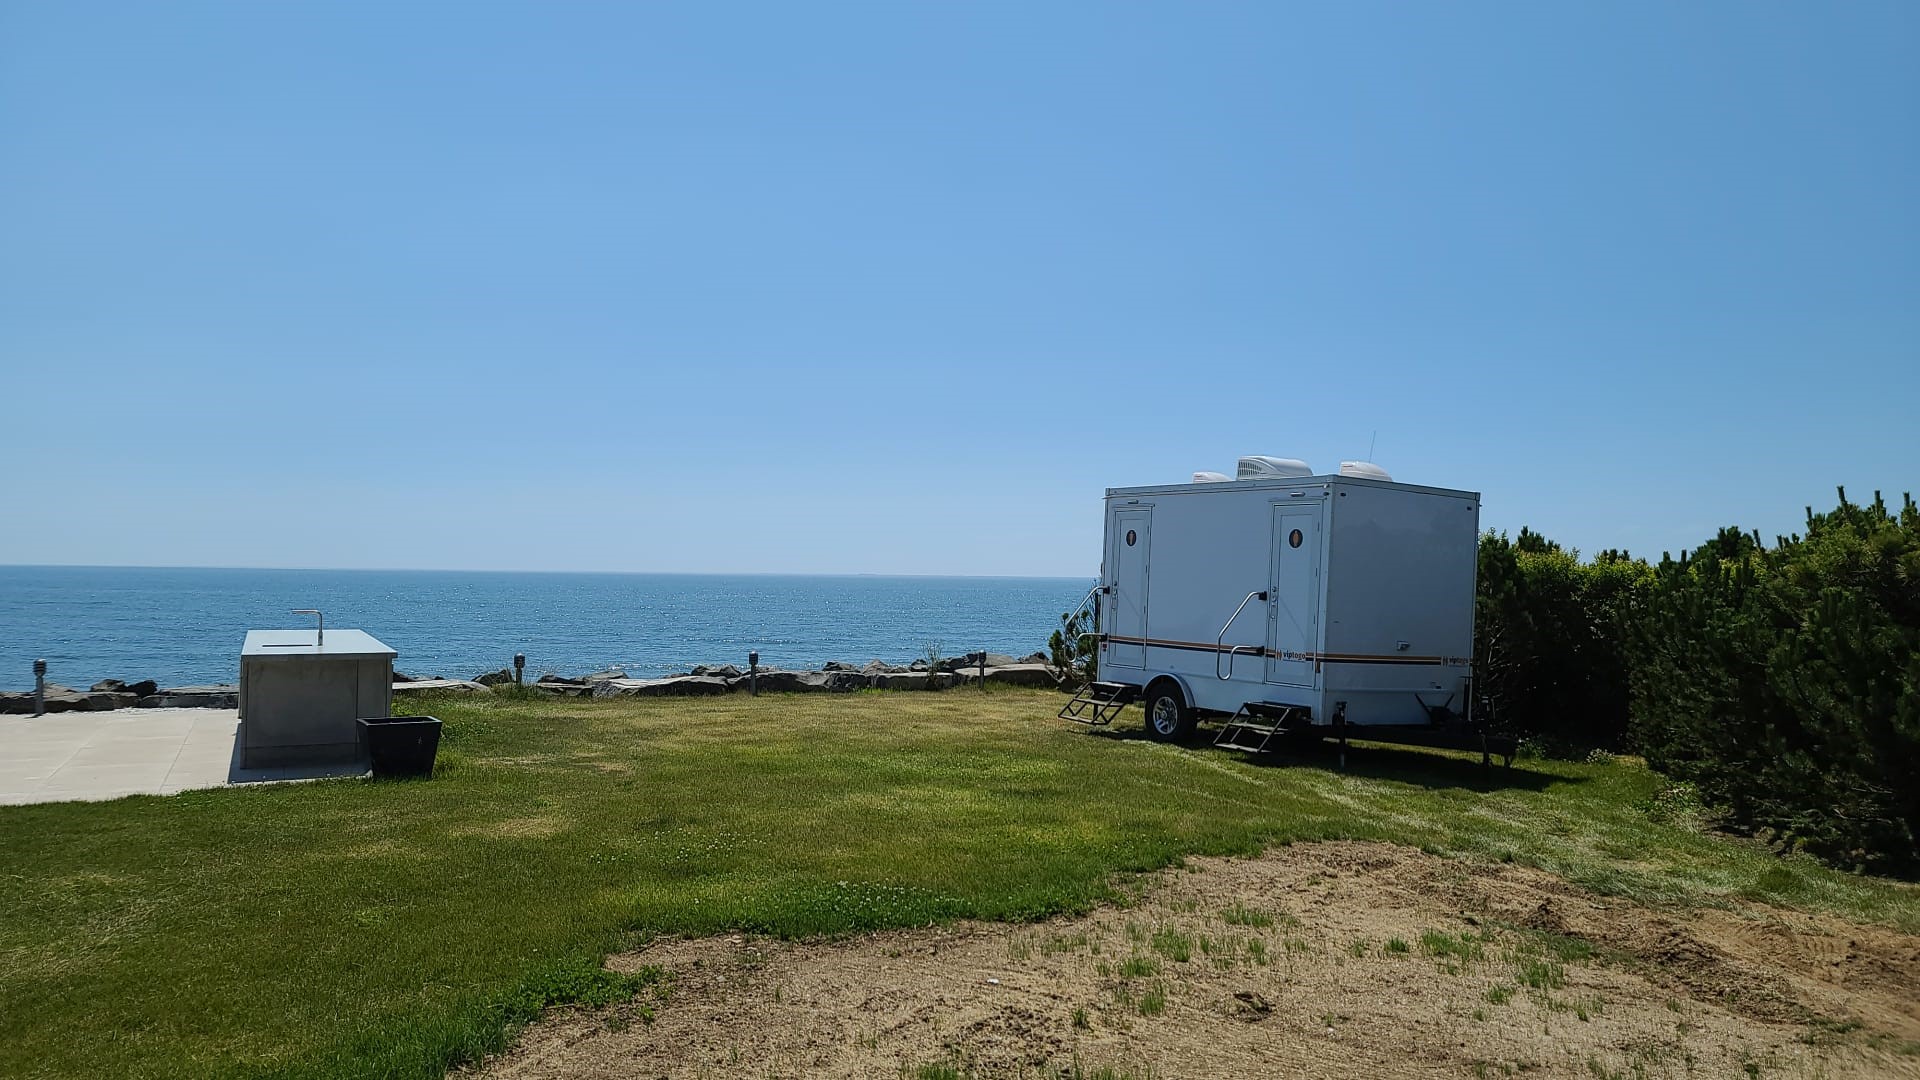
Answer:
[[1, 651, 1061, 713]]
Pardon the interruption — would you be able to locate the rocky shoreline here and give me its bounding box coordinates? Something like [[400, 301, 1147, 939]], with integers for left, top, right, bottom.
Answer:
[[0, 653, 1060, 714]]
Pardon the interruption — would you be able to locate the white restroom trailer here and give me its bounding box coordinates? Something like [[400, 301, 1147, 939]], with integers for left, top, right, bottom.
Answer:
[[1065, 463, 1501, 756]]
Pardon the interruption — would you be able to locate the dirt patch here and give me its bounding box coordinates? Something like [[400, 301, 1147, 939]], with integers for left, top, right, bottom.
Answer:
[[473, 842, 1920, 1079]]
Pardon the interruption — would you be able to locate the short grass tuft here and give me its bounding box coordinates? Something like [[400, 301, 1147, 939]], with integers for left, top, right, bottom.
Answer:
[[1219, 903, 1273, 928], [1136, 982, 1168, 1017], [1517, 958, 1567, 991], [1149, 927, 1193, 962]]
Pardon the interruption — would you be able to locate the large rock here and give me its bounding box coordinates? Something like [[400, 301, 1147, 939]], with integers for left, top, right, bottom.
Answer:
[[48, 692, 120, 713], [982, 664, 1060, 688], [590, 676, 731, 698], [136, 685, 239, 709], [868, 671, 961, 691], [804, 670, 869, 693], [941, 653, 1019, 672], [531, 681, 591, 698], [727, 670, 815, 694], [0, 686, 133, 713], [1019, 651, 1049, 665], [581, 667, 627, 682], [820, 661, 855, 672], [691, 664, 744, 679], [393, 679, 491, 695], [861, 659, 908, 676], [475, 669, 517, 687], [536, 674, 585, 686]]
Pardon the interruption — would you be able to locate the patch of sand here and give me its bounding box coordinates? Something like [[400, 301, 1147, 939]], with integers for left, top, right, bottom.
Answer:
[[472, 842, 1920, 1079]]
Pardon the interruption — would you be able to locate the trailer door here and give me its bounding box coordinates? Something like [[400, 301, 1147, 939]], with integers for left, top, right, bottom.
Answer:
[[1107, 508, 1151, 669], [1266, 503, 1322, 687]]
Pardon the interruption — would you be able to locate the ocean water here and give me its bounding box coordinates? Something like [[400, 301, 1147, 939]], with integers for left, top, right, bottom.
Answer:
[[0, 566, 1093, 690]]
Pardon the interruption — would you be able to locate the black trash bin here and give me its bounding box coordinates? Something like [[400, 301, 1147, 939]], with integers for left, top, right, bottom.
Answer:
[[358, 716, 443, 778]]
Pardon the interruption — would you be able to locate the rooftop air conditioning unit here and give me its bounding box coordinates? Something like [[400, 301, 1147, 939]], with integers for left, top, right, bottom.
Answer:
[[1236, 456, 1313, 480], [1339, 461, 1392, 481]]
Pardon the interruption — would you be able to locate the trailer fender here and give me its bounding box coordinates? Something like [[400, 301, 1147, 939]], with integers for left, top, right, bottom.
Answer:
[[1144, 673, 1194, 710]]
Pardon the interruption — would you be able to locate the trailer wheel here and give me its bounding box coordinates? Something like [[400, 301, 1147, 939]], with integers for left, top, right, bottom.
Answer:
[[1143, 679, 1194, 743]]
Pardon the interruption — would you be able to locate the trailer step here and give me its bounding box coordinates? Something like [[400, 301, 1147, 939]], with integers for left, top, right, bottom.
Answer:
[[1059, 681, 1138, 726], [1213, 702, 1309, 754]]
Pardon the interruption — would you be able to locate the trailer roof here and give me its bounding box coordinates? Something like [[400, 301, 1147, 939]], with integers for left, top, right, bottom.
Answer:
[[1105, 474, 1479, 501]]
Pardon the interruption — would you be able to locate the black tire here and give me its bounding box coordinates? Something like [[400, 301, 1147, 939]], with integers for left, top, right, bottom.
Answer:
[[1143, 679, 1195, 743]]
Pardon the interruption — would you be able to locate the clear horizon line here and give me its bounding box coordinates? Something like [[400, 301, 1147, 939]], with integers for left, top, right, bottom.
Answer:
[[0, 561, 1095, 581]]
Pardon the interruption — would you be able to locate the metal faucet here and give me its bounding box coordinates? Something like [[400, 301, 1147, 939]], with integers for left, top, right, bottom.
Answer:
[[292, 609, 324, 646]]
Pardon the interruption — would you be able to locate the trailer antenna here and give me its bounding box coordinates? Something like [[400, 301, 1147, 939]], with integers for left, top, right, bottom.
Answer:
[[1368, 429, 1378, 460]]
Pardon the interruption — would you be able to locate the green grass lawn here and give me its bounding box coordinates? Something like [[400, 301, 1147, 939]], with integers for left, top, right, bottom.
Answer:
[[2, 687, 1914, 1079]]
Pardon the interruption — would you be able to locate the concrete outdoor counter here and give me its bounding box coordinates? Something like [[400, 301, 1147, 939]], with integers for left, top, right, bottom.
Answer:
[[239, 629, 396, 768], [242, 629, 399, 661]]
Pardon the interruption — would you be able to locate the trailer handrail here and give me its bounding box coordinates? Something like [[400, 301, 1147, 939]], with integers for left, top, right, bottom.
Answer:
[[1215, 590, 1269, 680], [1064, 584, 1102, 648]]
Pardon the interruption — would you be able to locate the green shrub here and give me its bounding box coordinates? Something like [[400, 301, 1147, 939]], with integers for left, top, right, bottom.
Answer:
[[1628, 490, 1920, 873], [1475, 530, 1649, 751], [1475, 490, 1918, 872]]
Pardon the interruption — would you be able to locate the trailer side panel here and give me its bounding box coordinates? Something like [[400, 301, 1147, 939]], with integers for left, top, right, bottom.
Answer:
[[1321, 482, 1479, 724]]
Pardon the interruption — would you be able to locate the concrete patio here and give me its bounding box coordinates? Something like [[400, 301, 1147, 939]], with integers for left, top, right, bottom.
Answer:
[[0, 708, 366, 806]]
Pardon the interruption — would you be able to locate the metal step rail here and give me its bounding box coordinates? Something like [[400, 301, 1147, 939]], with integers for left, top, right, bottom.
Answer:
[[1058, 681, 1138, 726], [1059, 582, 1105, 653], [1213, 701, 1306, 753], [1214, 590, 1269, 680]]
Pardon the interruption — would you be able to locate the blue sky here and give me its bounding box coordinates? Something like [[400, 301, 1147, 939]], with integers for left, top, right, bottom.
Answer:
[[2, 1, 1914, 576]]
